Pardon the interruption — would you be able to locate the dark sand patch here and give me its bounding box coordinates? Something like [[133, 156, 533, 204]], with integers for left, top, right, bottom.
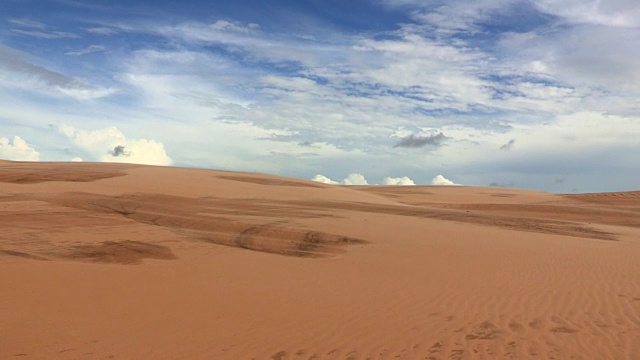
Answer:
[[41, 192, 368, 258], [294, 201, 617, 241], [0, 162, 130, 184], [0, 250, 49, 261], [217, 175, 325, 188], [566, 191, 640, 206], [64, 241, 177, 264]]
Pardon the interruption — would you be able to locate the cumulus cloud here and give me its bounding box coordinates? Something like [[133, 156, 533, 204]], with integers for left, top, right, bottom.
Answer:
[[59, 125, 171, 166], [311, 173, 369, 185], [394, 132, 448, 148], [500, 139, 516, 151], [343, 173, 369, 185], [311, 174, 339, 184], [382, 176, 416, 185], [0, 135, 40, 161], [312, 174, 417, 186], [71, 157, 83, 162], [431, 174, 459, 186]]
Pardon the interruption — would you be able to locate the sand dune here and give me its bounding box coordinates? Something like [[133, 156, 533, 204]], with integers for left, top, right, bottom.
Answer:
[[1, 161, 639, 359]]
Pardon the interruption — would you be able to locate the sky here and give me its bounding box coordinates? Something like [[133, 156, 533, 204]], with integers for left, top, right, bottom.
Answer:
[[1, 0, 639, 192]]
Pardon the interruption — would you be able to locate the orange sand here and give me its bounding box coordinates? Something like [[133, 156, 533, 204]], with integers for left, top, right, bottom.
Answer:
[[1, 160, 639, 359]]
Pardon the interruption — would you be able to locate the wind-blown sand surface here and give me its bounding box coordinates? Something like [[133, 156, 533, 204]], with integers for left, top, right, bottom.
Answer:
[[1, 161, 639, 359]]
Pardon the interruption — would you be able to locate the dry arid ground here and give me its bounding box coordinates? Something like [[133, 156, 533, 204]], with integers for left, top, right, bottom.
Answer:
[[1, 160, 639, 359]]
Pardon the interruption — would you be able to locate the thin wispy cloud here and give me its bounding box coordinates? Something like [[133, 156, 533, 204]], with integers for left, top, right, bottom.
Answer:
[[10, 29, 79, 39], [0, 47, 115, 99], [65, 45, 105, 56], [86, 27, 118, 35], [533, 0, 640, 27], [7, 18, 46, 29]]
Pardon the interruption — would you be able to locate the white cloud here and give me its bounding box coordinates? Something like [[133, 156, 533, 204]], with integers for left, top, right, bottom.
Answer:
[[382, 176, 416, 185], [260, 75, 325, 94], [311, 173, 371, 185], [211, 20, 259, 33], [71, 157, 83, 162], [533, 0, 640, 27], [410, 0, 515, 33], [311, 174, 339, 184], [0, 135, 40, 161], [151, 21, 263, 48], [108, 18, 611, 156], [343, 173, 369, 185], [310, 173, 417, 186], [431, 175, 458, 186], [87, 27, 119, 35], [7, 18, 46, 29], [7, 17, 78, 38], [10, 29, 79, 39], [59, 125, 171, 166], [65, 45, 106, 56], [494, 24, 640, 120], [354, 33, 493, 112]]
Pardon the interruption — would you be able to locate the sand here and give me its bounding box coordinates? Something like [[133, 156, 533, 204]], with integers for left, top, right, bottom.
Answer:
[[1, 160, 639, 359]]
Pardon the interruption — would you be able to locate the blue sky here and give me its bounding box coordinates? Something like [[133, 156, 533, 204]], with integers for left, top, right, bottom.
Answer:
[[1, 0, 639, 192]]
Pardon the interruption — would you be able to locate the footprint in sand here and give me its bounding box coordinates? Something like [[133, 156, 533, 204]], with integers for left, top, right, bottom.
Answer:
[[508, 320, 526, 333], [528, 319, 542, 330], [465, 321, 501, 340], [448, 349, 465, 360], [550, 316, 579, 334], [428, 341, 443, 355], [550, 326, 579, 334], [271, 351, 287, 360]]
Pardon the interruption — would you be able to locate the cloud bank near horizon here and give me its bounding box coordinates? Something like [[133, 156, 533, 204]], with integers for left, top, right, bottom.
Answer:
[[312, 173, 459, 186], [0, 136, 40, 161], [58, 125, 171, 166]]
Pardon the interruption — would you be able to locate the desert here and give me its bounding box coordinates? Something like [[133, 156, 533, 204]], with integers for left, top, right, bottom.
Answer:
[[1, 160, 639, 359]]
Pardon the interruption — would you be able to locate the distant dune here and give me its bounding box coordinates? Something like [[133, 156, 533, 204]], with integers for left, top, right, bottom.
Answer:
[[1, 161, 639, 359]]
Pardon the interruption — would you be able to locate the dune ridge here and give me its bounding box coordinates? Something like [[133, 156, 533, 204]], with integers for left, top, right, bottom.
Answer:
[[1, 161, 639, 359]]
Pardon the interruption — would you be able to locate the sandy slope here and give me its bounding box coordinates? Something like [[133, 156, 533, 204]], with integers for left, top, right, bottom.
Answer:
[[1, 161, 639, 359]]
